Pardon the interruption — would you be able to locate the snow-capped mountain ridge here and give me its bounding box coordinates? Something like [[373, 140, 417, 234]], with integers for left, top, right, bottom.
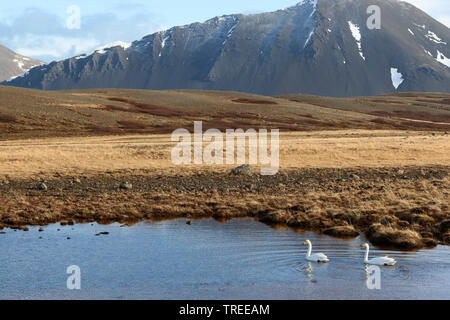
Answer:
[[75, 41, 132, 60], [0, 44, 44, 82], [3, 0, 450, 96]]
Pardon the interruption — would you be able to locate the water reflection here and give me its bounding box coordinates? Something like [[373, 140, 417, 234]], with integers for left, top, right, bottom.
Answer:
[[303, 262, 316, 283]]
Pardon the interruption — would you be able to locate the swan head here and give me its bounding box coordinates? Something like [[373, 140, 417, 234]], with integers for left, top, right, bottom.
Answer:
[[303, 240, 311, 245], [361, 243, 369, 248]]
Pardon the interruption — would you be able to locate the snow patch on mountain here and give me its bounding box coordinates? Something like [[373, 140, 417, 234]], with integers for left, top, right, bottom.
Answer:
[[161, 36, 169, 49], [6, 62, 45, 82], [390, 68, 404, 89], [425, 31, 447, 44], [12, 55, 41, 71], [348, 21, 365, 60], [307, 0, 317, 17], [413, 23, 426, 30], [304, 29, 315, 48], [94, 41, 131, 54], [283, 0, 317, 11], [75, 41, 131, 59], [436, 50, 450, 68], [5, 55, 45, 82], [13, 58, 25, 70], [222, 19, 239, 45], [159, 34, 171, 57], [279, 0, 317, 48], [301, 0, 318, 48]]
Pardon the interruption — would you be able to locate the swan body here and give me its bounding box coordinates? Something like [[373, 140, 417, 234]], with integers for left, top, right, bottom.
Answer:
[[304, 240, 329, 263], [361, 243, 396, 266]]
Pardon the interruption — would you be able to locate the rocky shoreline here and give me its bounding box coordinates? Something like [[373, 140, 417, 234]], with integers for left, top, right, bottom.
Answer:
[[0, 166, 449, 249]]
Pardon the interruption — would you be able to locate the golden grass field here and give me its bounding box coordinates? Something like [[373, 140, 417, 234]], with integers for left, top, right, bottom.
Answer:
[[0, 130, 448, 178]]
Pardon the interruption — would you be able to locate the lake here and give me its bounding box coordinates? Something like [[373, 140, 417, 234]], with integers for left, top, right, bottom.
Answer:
[[1, 218, 449, 300]]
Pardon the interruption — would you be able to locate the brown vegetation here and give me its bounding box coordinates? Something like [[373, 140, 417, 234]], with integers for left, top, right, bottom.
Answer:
[[231, 98, 278, 105], [0, 165, 448, 249], [0, 113, 16, 123], [323, 226, 360, 238], [369, 110, 450, 123], [117, 120, 148, 130], [86, 125, 122, 134], [106, 97, 186, 117], [1, 86, 450, 140], [366, 224, 424, 249]]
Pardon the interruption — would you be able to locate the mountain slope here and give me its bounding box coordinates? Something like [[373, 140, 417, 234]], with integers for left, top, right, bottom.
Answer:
[[0, 44, 44, 82], [3, 0, 450, 97]]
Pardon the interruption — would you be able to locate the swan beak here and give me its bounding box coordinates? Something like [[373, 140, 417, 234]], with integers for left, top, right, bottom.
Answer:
[[303, 241, 307, 245], [361, 244, 366, 248]]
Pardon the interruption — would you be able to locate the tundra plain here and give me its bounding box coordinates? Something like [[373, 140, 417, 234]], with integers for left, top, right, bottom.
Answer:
[[0, 86, 449, 249]]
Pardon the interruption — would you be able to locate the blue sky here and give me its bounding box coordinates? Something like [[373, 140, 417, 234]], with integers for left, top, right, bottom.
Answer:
[[0, 0, 449, 62]]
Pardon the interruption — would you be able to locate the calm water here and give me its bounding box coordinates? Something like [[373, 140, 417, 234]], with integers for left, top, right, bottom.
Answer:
[[0, 218, 449, 300]]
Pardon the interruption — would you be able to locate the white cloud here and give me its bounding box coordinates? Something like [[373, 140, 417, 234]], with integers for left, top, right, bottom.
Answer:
[[11, 34, 100, 61], [405, 0, 447, 11], [0, 8, 162, 62], [404, 0, 450, 27], [437, 15, 450, 27]]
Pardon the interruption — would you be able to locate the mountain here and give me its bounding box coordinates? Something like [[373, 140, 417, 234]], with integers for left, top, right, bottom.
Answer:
[[3, 0, 450, 97], [0, 44, 44, 82]]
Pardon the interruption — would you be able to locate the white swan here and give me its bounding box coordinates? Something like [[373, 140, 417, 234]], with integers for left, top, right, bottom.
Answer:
[[361, 243, 396, 266], [303, 240, 329, 263]]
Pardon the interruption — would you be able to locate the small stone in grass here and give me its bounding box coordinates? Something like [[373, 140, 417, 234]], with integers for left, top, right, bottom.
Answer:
[[120, 182, 133, 190], [37, 182, 48, 191], [230, 164, 253, 176]]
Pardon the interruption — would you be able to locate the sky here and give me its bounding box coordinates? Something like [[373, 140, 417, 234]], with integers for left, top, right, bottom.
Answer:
[[0, 0, 449, 62]]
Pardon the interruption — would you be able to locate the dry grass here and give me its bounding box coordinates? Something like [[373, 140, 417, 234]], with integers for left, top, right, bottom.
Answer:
[[366, 223, 424, 249], [323, 226, 360, 238], [0, 130, 448, 178], [0, 166, 448, 248]]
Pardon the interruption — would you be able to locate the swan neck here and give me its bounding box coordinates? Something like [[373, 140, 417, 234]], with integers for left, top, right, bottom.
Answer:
[[307, 242, 312, 257], [364, 246, 370, 262]]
